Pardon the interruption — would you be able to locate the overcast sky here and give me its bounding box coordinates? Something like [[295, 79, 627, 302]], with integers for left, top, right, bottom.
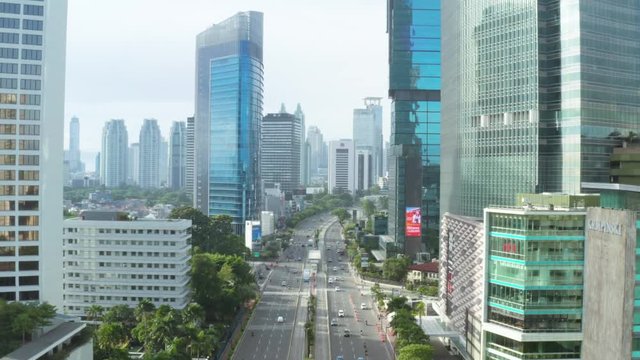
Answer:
[[64, 0, 390, 169]]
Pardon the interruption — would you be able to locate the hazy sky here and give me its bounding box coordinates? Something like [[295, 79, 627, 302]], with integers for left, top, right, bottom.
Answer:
[[64, 0, 390, 169]]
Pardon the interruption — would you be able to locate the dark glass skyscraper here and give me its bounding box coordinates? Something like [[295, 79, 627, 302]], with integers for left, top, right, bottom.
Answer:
[[387, 0, 441, 257], [194, 12, 264, 232]]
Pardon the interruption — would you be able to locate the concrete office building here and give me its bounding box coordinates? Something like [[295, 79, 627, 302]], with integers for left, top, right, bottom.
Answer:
[[159, 138, 168, 187], [101, 120, 128, 188], [185, 116, 195, 199], [441, 0, 640, 218], [194, 12, 263, 232], [437, 213, 485, 359], [138, 118, 162, 188], [328, 139, 355, 195], [355, 148, 373, 191], [0, 0, 68, 308], [581, 206, 637, 360], [353, 97, 383, 179], [62, 211, 191, 317], [307, 125, 326, 184], [387, 0, 441, 257], [169, 121, 187, 190], [261, 112, 301, 193], [481, 194, 599, 360], [260, 211, 274, 237]]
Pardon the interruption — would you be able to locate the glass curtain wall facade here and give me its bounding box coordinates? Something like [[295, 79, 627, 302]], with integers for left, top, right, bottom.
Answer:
[[195, 12, 263, 232], [387, 0, 441, 256], [441, 0, 640, 218], [484, 207, 585, 360]]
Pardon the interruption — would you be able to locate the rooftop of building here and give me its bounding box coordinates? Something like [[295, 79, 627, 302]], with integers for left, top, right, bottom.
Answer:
[[2, 321, 86, 360], [69, 211, 189, 223], [408, 261, 439, 273]]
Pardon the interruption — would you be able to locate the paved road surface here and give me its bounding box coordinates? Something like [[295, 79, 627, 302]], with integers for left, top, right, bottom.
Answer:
[[321, 222, 395, 360], [233, 214, 332, 360]]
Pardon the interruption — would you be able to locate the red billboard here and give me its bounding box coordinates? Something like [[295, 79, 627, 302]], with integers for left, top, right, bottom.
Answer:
[[405, 207, 421, 237]]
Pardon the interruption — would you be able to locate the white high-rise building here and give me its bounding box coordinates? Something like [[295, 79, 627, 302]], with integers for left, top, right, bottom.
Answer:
[[328, 139, 355, 194], [0, 0, 68, 308], [62, 211, 191, 317], [128, 143, 139, 185], [169, 121, 186, 190], [307, 126, 324, 178], [355, 148, 373, 191], [294, 104, 307, 186], [353, 97, 383, 178], [68, 116, 81, 172], [159, 138, 168, 187], [185, 116, 195, 199], [138, 118, 161, 188], [101, 119, 128, 188]]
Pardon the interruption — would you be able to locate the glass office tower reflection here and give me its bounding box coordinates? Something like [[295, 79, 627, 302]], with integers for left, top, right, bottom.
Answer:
[[387, 0, 441, 257], [441, 0, 640, 218], [194, 12, 263, 232]]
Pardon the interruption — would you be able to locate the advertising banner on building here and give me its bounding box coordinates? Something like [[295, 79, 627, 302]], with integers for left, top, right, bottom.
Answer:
[[405, 207, 421, 237]]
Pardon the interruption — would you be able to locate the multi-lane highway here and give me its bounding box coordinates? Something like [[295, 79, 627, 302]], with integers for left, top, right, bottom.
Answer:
[[319, 222, 395, 360], [233, 214, 333, 360]]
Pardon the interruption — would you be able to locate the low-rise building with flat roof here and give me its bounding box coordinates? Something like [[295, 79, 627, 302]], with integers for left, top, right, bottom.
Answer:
[[62, 211, 191, 319]]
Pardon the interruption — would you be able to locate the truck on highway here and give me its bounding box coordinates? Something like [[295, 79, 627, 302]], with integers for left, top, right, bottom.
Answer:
[[303, 269, 311, 282]]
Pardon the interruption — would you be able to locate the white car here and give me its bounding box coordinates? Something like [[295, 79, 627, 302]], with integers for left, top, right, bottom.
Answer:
[[333, 266, 338, 271], [335, 286, 341, 292], [338, 309, 345, 317], [328, 277, 334, 284], [360, 302, 367, 310], [277, 316, 284, 323]]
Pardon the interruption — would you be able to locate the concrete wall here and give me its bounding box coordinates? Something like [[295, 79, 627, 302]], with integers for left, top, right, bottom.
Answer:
[[582, 207, 636, 360]]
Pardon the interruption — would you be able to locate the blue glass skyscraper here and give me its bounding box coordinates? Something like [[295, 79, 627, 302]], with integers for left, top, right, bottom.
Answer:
[[387, 0, 441, 257], [194, 12, 264, 232]]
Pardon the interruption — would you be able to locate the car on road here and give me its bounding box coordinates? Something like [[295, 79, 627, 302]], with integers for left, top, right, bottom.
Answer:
[[336, 356, 344, 360], [330, 318, 338, 326], [338, 309, 345, 317], [328, 277, 334, 284], [360, 302, 367, 310], [281, 280, 287, 287], [277, 316, 284, 323], [343, 329, 351, 337], [357, 357, 364, 360], [333, 266, 338, 271], [296, 257, 302, 261], [328, 258, 332, 262], [335, 286, 341, 292]]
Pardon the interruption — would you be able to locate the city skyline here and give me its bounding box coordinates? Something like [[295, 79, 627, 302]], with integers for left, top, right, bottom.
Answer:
[[63, 0, 390, 156]]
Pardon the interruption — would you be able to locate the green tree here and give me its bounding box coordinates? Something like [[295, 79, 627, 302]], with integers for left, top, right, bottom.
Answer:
[[383, 256, 411, 281], [169, 207, 211, 252], [387, 296, 411, 313], [398, 344, 433, 360], [12, 313, 35, 344], [209, 215, 246, 256], [332, 208, 350, 229], [361, 198, 377, 218], [103, 305, 135, 327], [95, 322, 129, 350], [85, 304, 104, 322], [190, 254, 223, 322]]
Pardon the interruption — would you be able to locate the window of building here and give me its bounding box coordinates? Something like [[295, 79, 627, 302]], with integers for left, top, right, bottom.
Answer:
[[0, 18, 19, 29], [21, 34, 41, 45], [0, 3, 20, 15], [19, 78, 40, 90], [22, 19, 42, 31], [23, 5, 43, 16]]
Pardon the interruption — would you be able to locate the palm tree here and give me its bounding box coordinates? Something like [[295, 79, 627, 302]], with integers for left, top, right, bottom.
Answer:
[[85, 304, 104, 323], [12, 313, 34, 344], [414, 301, 426, 326], [135, 298, 155, 322]]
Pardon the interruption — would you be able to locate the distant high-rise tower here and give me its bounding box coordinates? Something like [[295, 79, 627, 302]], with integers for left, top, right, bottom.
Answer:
[[441, 0, 640, 218], [68, 116, 82, 172], [261, 113, 301, 193], [95, 153, 101, 179], [307, 126, 324, 179], [353, 97, 383, 179], [195, 12, 264, 232], [387, 0, 441, 257], [328, 140, 355, 194], [138, 119, 161, 188], [0, 0, 68, 307], [128, 143, 139, 185], [101, 120, 129, 188], [295, 104, 307, 186], [185, 116, 195, 199], [169, 121, 187, 190], [159, 139, 168, 187]]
